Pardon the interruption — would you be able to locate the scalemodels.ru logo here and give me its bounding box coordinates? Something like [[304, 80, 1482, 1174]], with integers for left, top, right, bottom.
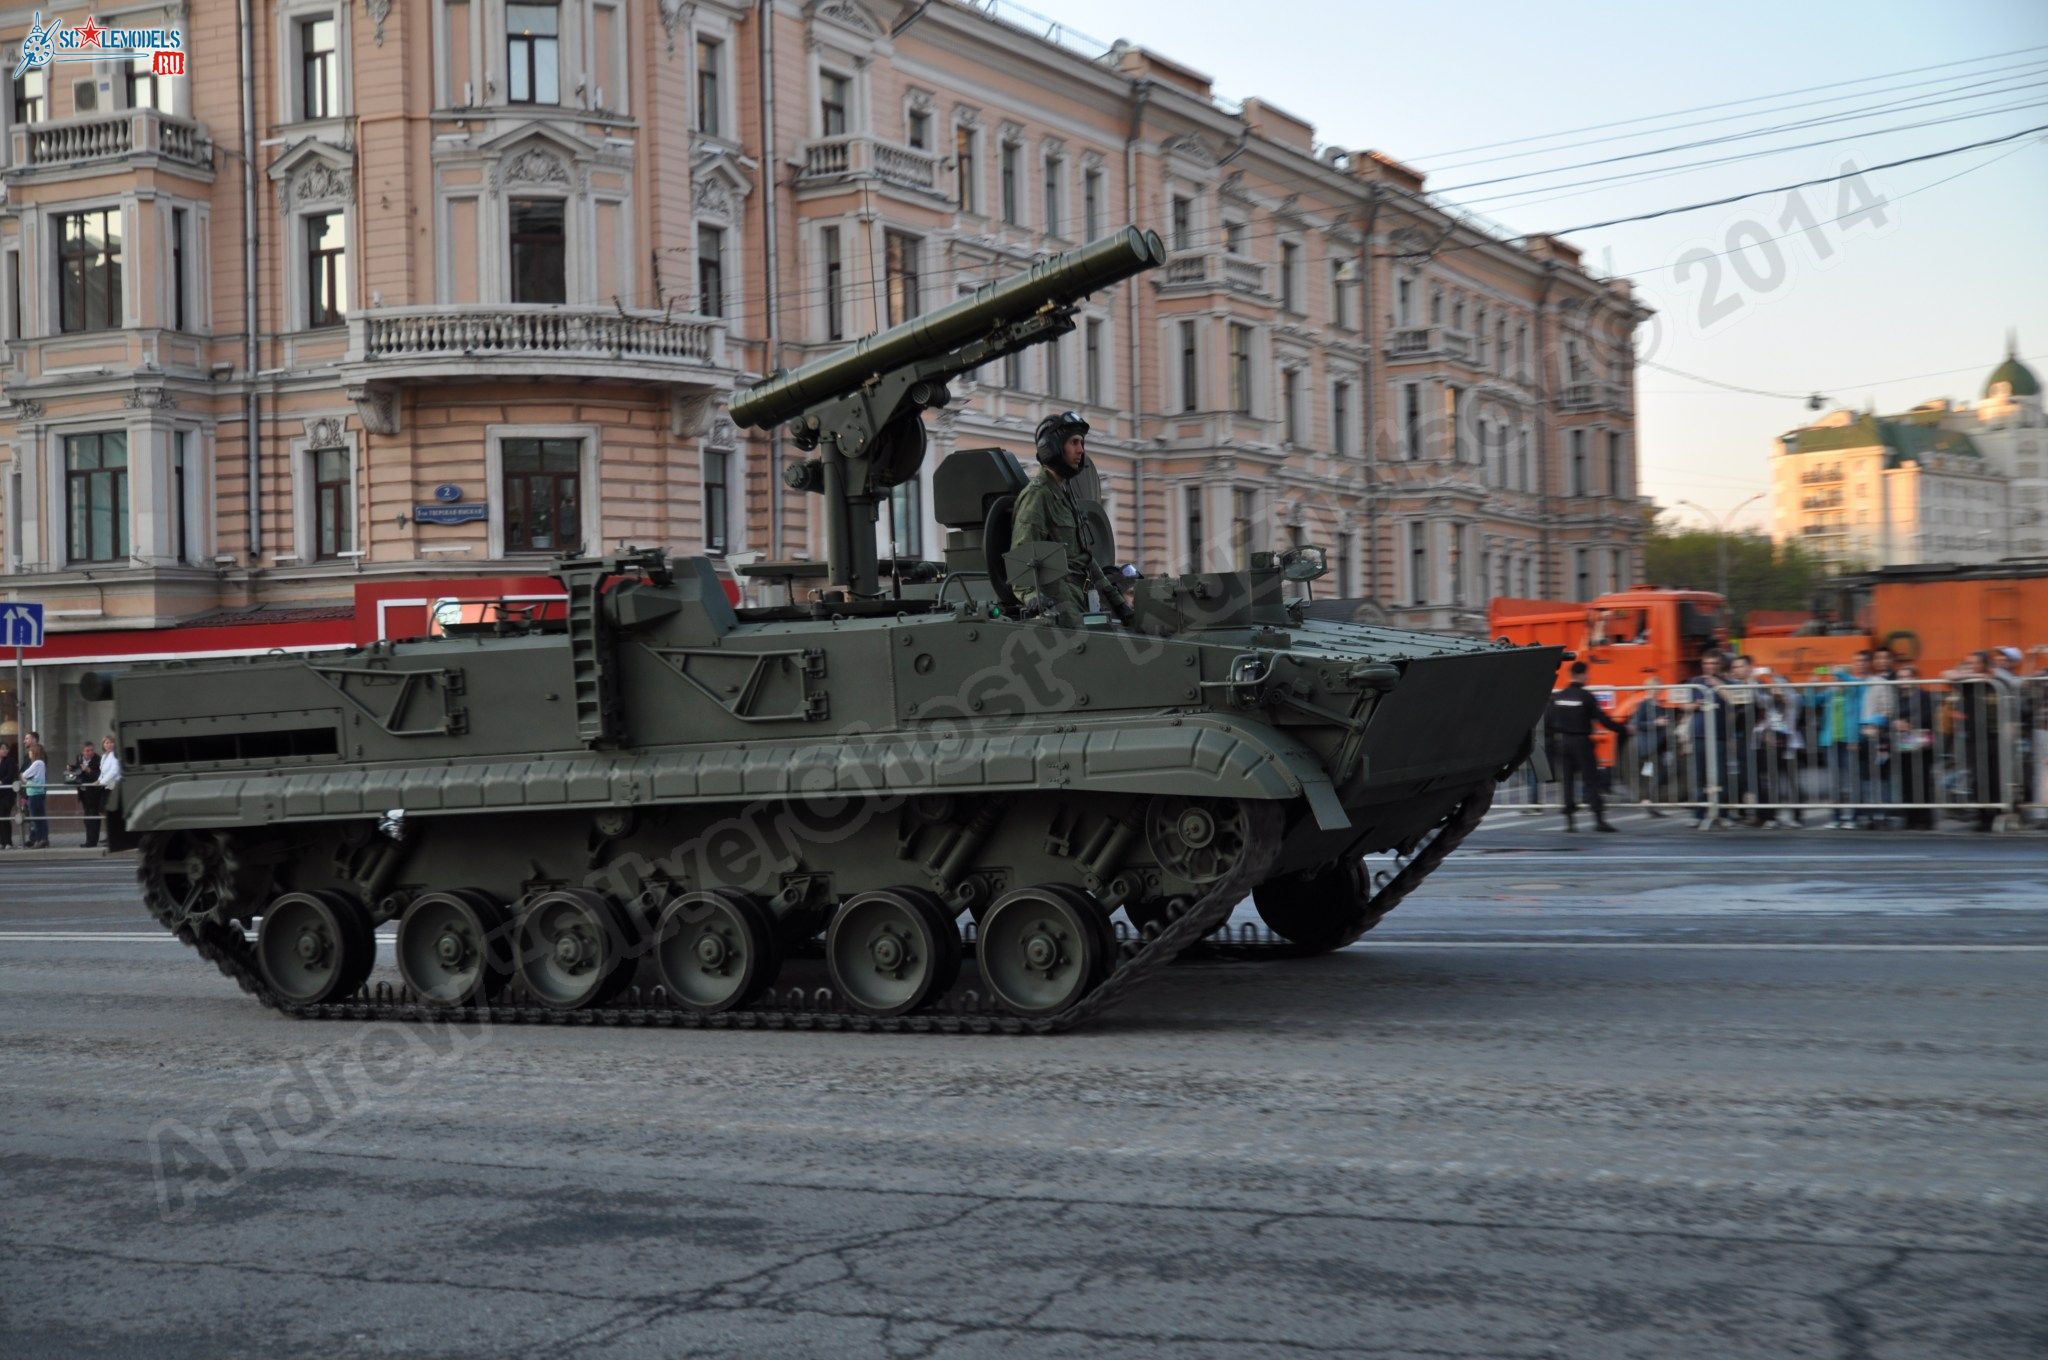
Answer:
[[12, 11, 187, 81]]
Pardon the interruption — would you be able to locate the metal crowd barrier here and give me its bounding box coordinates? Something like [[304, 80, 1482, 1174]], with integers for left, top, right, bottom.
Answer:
[[1500, 676, 2041, 831], [3, 785, 114, 848]]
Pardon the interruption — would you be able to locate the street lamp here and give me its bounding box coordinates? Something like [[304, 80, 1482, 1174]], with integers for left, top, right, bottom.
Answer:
[[1676, 494, 1764, 603]]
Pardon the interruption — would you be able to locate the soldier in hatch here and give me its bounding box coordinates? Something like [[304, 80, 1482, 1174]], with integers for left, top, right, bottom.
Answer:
[[1010, 411, 1121, 624]]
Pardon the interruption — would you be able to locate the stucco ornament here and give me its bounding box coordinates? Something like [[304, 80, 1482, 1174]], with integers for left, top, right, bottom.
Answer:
[[363, 0, 390, 46], [502, 147, 572, 190]]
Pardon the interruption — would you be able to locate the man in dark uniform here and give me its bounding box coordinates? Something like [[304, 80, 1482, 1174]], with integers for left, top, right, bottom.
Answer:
[[1548, 661, 1626, 832], [1010, 411, 1127, 624]]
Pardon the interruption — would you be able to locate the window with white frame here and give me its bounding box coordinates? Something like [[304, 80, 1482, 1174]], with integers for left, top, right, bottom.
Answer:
[[1082, 166, 1102, 242], [1281, 368, 1300, 445], [314, 446, 353, 559], [1043, 150, 1062, 236], [906, 100, 932, 150], [1178, 320, 1198, 413], [697, 224, 725, 317], [1279, 241, 1300, 314], [507, 2, 560, 105], [1402, 383, 1421, 460], [169, 207, 191, 332], [1228, 324, 1252, 415], [502, 436, 583, 554], [510, 199, 566, 304], [1000, 136, 1021, 225], [127, 53, 162, 110], [1446, 385, 1465, 461], [954, 121, 980, 213], [56, 209, 123, 335], [884, 230, 921, 325], [1184, 485, 1204, 568], [296, 12, 339, 119], [1408, 521, 1428, 605], [1570, 429, 1588, 495], [1332, 381, 1351, 456], [1330, 260, 1351, 330], [304, 211, 348, 327], [819, 69, 851, 136], [1169, 195, 1191, 251], [703, 449, 730, 552], [65, 432, 130, 564], [1084, 318, 1103, 406], [820, 225, 844, 341], [13, 66, 46, 124], [696, 36, 723, 135]]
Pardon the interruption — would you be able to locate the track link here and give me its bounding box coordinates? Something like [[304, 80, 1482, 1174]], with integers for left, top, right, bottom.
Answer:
[[154, 787, 1491, 1034]]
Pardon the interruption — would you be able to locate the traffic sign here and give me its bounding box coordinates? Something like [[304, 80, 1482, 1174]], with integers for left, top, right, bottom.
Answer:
[[3, 602, 44, 648]]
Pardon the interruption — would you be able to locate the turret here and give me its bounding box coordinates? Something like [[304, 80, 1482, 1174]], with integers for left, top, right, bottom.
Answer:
[[731, 227, 1164, 599]]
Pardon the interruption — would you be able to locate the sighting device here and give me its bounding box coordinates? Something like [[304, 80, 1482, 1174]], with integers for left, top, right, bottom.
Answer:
[[731, 227, 1166, 599]]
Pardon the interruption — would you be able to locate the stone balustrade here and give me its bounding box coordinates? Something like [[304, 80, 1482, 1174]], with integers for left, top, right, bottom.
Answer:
[[10, 109, 213, 174]]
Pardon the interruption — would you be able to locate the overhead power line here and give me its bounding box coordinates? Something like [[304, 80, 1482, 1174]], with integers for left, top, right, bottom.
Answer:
[[1413, 42, 2048, 161], [1435, 73, 2048, 197], [1422, 54, 2048, 174]]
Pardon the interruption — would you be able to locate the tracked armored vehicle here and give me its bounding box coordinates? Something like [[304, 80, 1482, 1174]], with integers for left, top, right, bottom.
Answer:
[[106, 227, 1560, 1033]]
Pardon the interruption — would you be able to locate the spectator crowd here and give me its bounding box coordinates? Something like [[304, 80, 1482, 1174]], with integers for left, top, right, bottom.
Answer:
[[1, 732, 122, 850], [1543, 644, 2047, 832]]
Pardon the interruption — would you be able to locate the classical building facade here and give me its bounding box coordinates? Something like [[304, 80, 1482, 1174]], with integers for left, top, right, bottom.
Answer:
[[1769, 346, 2039, 569], [0, 0, 1647, 741]]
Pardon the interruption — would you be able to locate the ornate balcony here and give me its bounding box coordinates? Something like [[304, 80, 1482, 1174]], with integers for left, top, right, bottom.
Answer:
[[1559, 380, 1629, 413], [1155, 250, 1269, 299], [795, 135, 944, 197], [6, 109, 214, 179], [1386, 326, 1474, 363], [338, 304, 728, 431]]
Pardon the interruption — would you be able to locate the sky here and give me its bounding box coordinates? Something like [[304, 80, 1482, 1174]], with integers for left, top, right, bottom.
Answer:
[[1014, 0, 2048, 532]]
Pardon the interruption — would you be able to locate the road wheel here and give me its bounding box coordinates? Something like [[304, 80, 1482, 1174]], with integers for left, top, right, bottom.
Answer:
[[977, 886, 1105, 1018], [827, 888, 960, 1017], [655, 889, 781, 1013], [397, 889, 512, 1008], [1252, 859, 1375, 954], [257, 890, 375, 1005], [514, 889, 635, 1010]]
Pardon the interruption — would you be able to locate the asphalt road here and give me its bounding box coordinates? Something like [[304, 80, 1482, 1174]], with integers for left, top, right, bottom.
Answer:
[[2, 813, 2044, 1358]]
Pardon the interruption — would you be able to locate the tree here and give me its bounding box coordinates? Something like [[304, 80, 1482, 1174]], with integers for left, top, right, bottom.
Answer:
[[1643, 524, 1833, 623]]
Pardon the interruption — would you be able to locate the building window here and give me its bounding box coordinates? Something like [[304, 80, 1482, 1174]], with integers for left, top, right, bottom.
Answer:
[[172, 431, 191, 564], [1228, 323, 1252, 415], [1178, 320, 1198, 412], [1232, 488, 1257, 560], [305, 211, 347, 327], [1451, 524, 1466, 605], [697, 224, 725, 317], [703, 450, 730, 552], [1519, 426, 1532, 489], [1402, 384, 1421, 459], [1281, 369, 1300, 445], [889, 477, 922, 556], [503, 437, 582, 553], [1082, 168, 1101, 241], [1571, 429, 1588, 496], [1574, 548, 1590, 600], [1409, 521, 1427, 606], [127, 54, 161, 111], [884, 230, 921, 325], [1084, 318, 1103, 406], [1169, 195, 1191, 251], [820, 71, 849, 136], [56, 209, 123, 334], [299, 14, 337, 119], [1475, 308, 1487, 363], [1224, 219, 1245, 254], [1607, 430, 1624, 494], [1446, 385, 1465, 461], [1184, 486, 1204, 568], [506, 2, 560, 105], [1609, 547, 1624, 592], [314, 447, 353, 559], [1336, 531, 1354, 596], [509, 199, 566, 304], [955, 125, 978, 213], [907, 106, 931, 150], [13, 67, 45, 124], [696, 37, 722, 135], [1279, 241, 1300, 313], [1430, 288, 1443, 324], [821, 226, 843, 340], [1045, 334, 1064, 400], [1000, 139, 1020, 224], [1395, 277, 1412, 325], [170, 208, 189, 332], [65, 432, 129, 564], [1003, 349, 1023, 390], [1332, 381, 1351, 456], [1043, 154, 1062, 235], [1516, 324, 1527, 377], [1330, 261, 1350, 330]]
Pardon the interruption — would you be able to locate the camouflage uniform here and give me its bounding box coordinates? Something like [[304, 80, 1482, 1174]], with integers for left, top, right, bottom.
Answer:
[[1010, 469, 1090, 620]]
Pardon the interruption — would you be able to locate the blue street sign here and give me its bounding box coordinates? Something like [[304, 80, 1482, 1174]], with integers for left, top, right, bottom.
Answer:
[[2, 601, 43, 648], [414, 503, 488, 525]]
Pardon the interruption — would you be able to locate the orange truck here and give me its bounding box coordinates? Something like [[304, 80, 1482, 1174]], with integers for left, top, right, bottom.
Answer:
[[1742, 559, 2048, 680]]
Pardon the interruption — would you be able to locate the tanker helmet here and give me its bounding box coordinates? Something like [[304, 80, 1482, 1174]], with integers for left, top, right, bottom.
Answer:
[[1034, 411, 1090, 474]]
